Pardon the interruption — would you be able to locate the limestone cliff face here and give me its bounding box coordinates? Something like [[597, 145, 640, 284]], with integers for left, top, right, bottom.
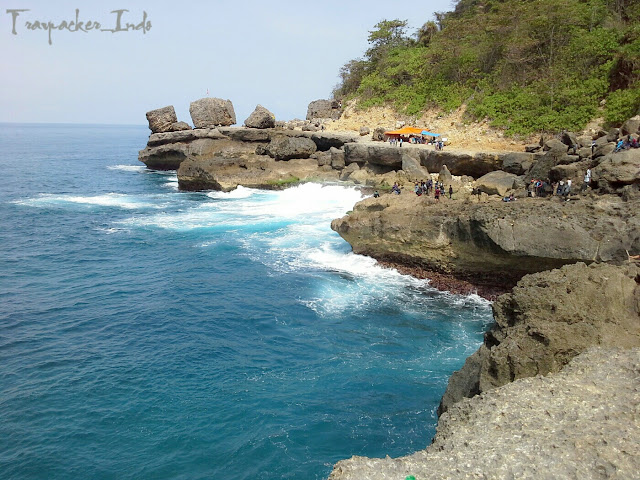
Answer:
[[331, 194, 640, 289], [439, 262, 640, 415], [329, 347, 640, 480]]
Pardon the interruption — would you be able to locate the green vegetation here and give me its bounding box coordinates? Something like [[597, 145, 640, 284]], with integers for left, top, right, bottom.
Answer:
[[333, 0, 640, 135], [264, 176, 300, 188]]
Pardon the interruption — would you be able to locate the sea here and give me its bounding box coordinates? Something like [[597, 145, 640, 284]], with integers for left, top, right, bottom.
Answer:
[[0, 123, 494, 480]]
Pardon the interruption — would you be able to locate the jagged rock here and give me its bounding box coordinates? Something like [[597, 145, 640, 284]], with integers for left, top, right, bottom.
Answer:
[[525, 144, 541, 153], [543, 138, 568, 155], [315, 151, 331, 167], [621, 115, 640, 136], [302, 124, 320, 132], [474, 170, 518, 196], [244, 105, 275, 129], [577, 135, 593, 148], [330, 347, 640, 480], [548, 160, 591, 184], [330, 147, 346, 170], [145, 105, 178, 133], [170, 121, 191, 132], [372, 127, 387, 141], [359, 126, 370, 136], [306, 99, 341, 120], [438, 262, 640, 415], [561, 131, 578, 147], [146, 128, 228, 147], [402, 155, 430, 179], [340, 162, 360, 180], [138, 138, 222, 170], [331, 194, 640, 290], [502, 152, 535, 175], [265, 136, 317, 161], [592, 148, 640, 192], [418, 150, 502, 178], [555, 154, 581, 165], [310, 132, 359, 151], [577, 147, 592, 159], [607, 127, 620, 142], [593, 142, 615, 158], [189, 97, 236, 128]]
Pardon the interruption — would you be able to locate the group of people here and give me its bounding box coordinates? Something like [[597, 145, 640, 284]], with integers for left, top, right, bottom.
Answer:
[[615, 136, 640, 152], [527, 169, 591, 200], [387, 136, 445, 149], [413, 180, 452, 200]]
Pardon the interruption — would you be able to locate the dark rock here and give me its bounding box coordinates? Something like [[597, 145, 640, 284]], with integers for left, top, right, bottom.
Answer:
[[310, 132, 359, 151], [306, 99, 342, 120], [577, 135, 593, 148], [592, 149, 640, 192], [621, 116, 640, 136], [343, 142, 406, 168], [372, 127, 387, 142], [266, 136, 317, 160], [525, 144, 541, 153], [315, 151, 332, 167], [189, 97, 236, 128], [340, 162, 360, 180], [593, 142, 615, 159], [577, 147, 592, 159], [244, 105, 275, 129], [419, 150, 502, 178], [330, 147, 346, 170], [543, 138, 568, 155], [146, 105, 178, 133], [607, 128, 620, 142], [555, 154, 580, 165], [359, 126, 370, 136], [502, 152, 535, 175], [561, 131, 578, 147]]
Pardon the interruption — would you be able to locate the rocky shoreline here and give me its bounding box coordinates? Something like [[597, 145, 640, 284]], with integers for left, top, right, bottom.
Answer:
[[138, 98, 640, 479]]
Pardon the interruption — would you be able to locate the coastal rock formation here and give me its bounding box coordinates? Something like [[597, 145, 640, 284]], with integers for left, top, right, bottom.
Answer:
[[265, 136, 317, 160], [331, 194, 640, 290], [145, 105, 178, 133], [138, 129, 229, 170], [189, 97, 236, 128], [418, 150, 503, 178], [593, 148, 640, 193], [306, 99, 342, 120], [244, 105, 275, 129], [329, 347, 640, 480], [439, 262, 640, 414], [170, 121, 191, 131]]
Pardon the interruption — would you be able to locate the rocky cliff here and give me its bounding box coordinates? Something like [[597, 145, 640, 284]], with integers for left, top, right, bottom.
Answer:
[[329, 346, 640, 480], [331, 193, 640, 292]]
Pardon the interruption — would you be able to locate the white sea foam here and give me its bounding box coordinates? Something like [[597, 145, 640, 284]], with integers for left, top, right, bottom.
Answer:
[[206, 186, 257, 200], [107, 165, 147, 172], [14, 193, 160, 210]]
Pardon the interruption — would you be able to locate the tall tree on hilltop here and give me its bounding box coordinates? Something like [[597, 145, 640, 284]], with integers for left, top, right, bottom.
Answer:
[[366, 19, 409, 64]]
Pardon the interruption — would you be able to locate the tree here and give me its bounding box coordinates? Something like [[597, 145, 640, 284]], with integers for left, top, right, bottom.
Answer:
[[366, 19, 409, 64], [416, 21, 439, 46]]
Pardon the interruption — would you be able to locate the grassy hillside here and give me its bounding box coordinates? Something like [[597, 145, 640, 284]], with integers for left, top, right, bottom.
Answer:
[[333, 0, 640, 135]]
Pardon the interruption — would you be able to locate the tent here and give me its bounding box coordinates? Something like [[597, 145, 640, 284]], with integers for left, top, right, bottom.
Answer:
[[384, 126, 425, 135], [421, 130, 441, 137]]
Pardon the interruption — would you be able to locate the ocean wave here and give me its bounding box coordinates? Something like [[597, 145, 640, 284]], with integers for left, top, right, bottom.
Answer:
[[13, 193, 161, 210], [107, 165, 147, 172]]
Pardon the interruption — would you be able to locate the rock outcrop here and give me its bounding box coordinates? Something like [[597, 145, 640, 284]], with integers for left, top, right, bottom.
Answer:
[[189, 97, 236, 128], [439, 262, 640, 415], [145, 105, 178, 133], [329, 346, 640, 480], [306, 99, 342, 120], [474, 170, 518, 196], [265, 136, 317, 160], [244, 105, 275, 129], [331, 194, 640, 289]]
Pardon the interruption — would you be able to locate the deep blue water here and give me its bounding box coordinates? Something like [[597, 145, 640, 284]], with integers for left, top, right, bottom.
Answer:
[[0, 123, 493, 480]]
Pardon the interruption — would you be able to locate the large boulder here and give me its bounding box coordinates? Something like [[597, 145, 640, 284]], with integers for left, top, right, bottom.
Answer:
[[244, 105, 275, 129], [402, 155, 430, 179], [330, 147, 346, 170], [146, 105, 178, 133], [310, 132, 359, 151], [621, 115, 640, 136], [592, 149, 640, 192], [306, 99, 342, 120], [419, 150, 502, 178], [501, 152, 535, 175], [372, 127, 387, 142], [265, 136, 317, 160], [189, 97, 236, 128], [438, 165, 452, 185], [438, 262, 640, 415], [170, 121, 191, 132], [474, 170, 518, 196], [343, 142, 406, 168]]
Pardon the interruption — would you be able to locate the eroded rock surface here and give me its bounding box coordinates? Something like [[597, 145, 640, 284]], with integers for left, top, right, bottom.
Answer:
[[189, 97, 236, 128], [329, 347, 640, 480], [439, 261, 640, 414]]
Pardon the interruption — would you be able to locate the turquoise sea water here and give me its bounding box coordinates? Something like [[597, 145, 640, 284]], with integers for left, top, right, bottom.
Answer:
[[0, 123, 493, 480]]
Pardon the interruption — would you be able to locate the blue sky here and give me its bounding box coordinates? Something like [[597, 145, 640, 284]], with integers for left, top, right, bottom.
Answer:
[[1, 0, 448, 125]]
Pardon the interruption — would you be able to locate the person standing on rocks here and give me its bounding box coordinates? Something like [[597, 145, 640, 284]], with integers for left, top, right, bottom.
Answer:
[[448, 185, 453, 199], [582, 169, 591, 192]]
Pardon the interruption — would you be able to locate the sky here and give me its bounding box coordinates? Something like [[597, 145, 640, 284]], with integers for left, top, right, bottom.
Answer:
[[0, 0, 450, 126]]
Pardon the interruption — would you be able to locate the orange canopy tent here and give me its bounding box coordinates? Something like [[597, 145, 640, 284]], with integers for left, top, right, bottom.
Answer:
[[384, 126, 426, 135]]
